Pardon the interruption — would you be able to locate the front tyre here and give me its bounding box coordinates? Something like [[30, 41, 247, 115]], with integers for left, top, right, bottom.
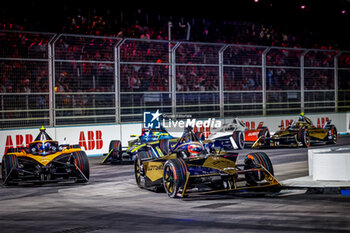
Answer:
[[298, 128, 310, 147], [2, 154, 19, 186], [244, 152, 274, 186], [134, 155, 142, 188], [327, 126, 337, 144], [109, 140, 122, 163], [233, 131, 245, 149], [163, 159, 188, 198], [258, 127, 270, 146], [72, 151, 90, 183]]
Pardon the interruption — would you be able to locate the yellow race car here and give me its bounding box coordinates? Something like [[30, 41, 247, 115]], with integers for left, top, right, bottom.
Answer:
[[2, 127, 89, 185]]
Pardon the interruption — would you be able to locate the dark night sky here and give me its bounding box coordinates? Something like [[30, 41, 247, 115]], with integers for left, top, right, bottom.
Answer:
[[1, 0, 350, 44]]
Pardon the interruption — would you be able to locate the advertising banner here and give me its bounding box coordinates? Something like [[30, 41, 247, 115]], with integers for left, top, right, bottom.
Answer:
[[0, 112, 348, 160]]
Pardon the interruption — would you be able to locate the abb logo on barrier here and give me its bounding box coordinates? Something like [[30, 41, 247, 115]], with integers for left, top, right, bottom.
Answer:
[[316, 117, 329, 128], [245, 121, 256, 129], [79, 130, 103, 150], [279, 120, 294, 130], [3, 130, 104, 154], [4, 134, 34, 154]]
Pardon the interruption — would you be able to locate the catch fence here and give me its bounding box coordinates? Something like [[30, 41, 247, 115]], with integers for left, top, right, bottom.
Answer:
[[0, 30, 349, 129]]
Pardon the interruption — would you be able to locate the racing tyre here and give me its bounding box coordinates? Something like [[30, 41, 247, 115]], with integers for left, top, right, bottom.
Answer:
[[298, 128, 310, 147], [244, 152, 274, 186], [137, 146, 158, 160], [163, 159, 188, 198], [134, 155, 142, 188], [2, 154, 19, 186], [109, 140, 122, 163], [195, 132, 206, 141], [327, 126, 337, 144], [159, 139, 170, 155], [258, 127, 270, 146], [72, 151, 90, 183], [233, 131, 245, 149]]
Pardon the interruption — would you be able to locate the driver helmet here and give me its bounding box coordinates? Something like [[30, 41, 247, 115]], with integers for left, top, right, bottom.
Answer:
[[44, 142, 51, 151], [187, 144, 203, 157], [36, 142, 43, 152], [299, 112, 305, 121]]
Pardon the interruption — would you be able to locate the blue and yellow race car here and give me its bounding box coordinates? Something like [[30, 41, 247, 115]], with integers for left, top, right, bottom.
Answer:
[[101, 127, 177, 164]]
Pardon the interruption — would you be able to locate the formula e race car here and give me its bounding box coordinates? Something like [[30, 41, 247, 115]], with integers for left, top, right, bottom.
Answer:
[[252, 113, 337, 148], [134, 127, 281, 198], [2, 127, 89, 185], [208, 117, 270, 150], [101, 126, 177, 164]]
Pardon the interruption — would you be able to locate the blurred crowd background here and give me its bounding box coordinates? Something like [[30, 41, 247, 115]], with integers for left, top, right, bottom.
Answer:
[[1, 1, 350, 124]]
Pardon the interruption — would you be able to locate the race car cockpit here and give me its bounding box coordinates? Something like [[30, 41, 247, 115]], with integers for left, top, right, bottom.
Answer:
[[28, 126, 59, 155], [288, 113, 313, 130], [172, 127, 209, 158]]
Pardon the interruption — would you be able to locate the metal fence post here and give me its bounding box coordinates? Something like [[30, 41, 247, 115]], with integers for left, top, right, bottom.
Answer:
[[300, 50, 309, 113], [262, 48, 271, 116], [219, 45, 229, 118], [171, 42, 181, 118], [49, 34, 61, 127], [114, 39, 125, 124], [334, 51, 342, 112]]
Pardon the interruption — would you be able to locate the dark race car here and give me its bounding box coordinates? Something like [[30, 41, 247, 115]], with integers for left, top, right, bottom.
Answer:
[[134, 127, 281, 198], [252, 113, 337, 148], [2, 127, 89, 185]]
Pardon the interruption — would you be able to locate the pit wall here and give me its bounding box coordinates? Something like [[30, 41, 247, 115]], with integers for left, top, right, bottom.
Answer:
[[1, 112, 350, 160]]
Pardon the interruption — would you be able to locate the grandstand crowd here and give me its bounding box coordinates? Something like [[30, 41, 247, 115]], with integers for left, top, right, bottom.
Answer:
[[1, 4, 350, 99]]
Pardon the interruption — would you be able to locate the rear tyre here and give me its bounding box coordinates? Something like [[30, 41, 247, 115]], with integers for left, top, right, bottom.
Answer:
[[72, 151, 90, 183], [109, 140, 122, 163], [233, 131, 245, 149], [163, 159, 188, 198], [244, 152, 274, 186], [1, 154, 19, 186]]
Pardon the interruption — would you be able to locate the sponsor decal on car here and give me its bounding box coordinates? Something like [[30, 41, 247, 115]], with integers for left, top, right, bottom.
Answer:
[[247, 132, 259, 137]]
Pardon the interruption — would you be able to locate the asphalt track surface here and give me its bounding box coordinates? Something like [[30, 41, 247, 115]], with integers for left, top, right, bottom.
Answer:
[[1, 136, 350, 233]]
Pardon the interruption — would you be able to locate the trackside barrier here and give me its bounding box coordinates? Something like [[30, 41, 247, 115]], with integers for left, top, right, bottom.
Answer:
[[308, 147, 350, 181], [0, 112, 349, 160]]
